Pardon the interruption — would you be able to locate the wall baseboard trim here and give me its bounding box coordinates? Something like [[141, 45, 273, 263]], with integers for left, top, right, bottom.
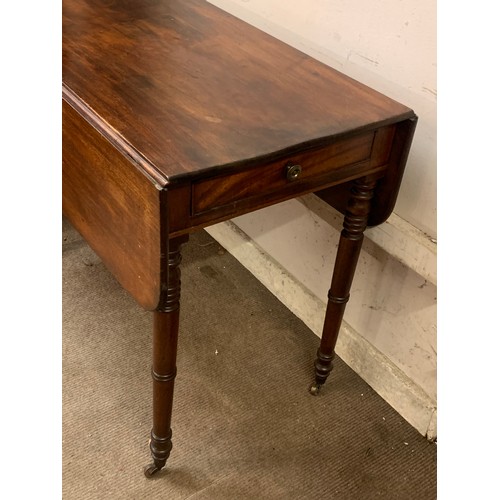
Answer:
[[300, 194, 437, 286], [205, 219, 437, 440]]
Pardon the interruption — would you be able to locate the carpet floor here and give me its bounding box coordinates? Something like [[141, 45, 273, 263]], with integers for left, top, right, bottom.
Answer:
[[62, 218, 436, 499]]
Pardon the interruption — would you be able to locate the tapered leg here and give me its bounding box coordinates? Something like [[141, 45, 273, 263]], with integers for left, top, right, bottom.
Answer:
[[310, 177, 377, 395], [144, 236, 188, 477]]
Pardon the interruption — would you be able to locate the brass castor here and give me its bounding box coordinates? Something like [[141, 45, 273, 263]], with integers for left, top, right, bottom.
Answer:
[[143, 463, 162, 478], [309, 382, 322, 396]]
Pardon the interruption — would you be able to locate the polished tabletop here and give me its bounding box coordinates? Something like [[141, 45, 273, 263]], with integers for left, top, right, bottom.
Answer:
[[62, 0, 413, 186]]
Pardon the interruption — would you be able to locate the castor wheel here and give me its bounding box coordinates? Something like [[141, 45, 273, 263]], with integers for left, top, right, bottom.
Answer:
[[143, 463, 162, 478], [309, 382, 322, 395], [309, 383, 322, 395]]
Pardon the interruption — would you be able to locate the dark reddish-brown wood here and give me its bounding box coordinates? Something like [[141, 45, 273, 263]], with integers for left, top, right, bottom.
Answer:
[[310, 176, 378, 395], [317, 117, 417, 226], [145, 235, 188, 478], [62, 0, 413, 184], [62, 99, 164, 310], [62, 0, 417, 478], [192, 131, 375, 215]]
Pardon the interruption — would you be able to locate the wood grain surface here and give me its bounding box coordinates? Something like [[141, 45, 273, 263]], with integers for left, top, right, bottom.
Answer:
[[62, 100, 165, 310], [62, 0, 414, 183]]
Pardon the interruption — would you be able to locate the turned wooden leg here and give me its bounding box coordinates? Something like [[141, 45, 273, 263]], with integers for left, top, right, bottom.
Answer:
[[310, 177, 377, 395], [144, 235, 188, 478]]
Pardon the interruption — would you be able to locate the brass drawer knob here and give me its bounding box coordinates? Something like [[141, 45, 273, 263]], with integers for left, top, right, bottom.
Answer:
[[286, 163, 302, 182]]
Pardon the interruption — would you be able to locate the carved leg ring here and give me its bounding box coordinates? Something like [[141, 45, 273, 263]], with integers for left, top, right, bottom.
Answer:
[[310, 177, 377, 395], [144, 236, 187, 478]]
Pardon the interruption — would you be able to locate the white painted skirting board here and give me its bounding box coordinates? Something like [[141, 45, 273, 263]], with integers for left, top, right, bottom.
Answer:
[[205, 220, 437, 440], [300, 194, 437, 286]]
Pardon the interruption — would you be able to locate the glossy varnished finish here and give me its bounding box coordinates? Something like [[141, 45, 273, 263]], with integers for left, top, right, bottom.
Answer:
[[310, 176, 377, 395], [62, 100, 164, 310], [62, 0, 417, 478], [317, 117, 417, 226], [192, 130, 376, 215], [146, 235, 188, 477], [62, 0, 414, 185]]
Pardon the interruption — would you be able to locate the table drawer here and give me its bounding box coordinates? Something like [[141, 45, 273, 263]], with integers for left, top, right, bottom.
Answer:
[[192, 131, 375, 215]]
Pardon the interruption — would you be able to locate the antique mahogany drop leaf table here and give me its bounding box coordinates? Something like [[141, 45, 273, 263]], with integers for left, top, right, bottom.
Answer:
[[62, 0, 417, 477]]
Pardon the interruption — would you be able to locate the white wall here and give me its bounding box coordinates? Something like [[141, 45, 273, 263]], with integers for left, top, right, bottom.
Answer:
[[207, 0, 437, 437]]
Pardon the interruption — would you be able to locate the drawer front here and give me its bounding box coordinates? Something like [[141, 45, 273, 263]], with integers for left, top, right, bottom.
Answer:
[[192, 131, 375, 215]]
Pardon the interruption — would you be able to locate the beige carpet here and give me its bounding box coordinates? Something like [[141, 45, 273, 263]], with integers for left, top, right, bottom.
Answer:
[[62, 217, 436, 499]]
